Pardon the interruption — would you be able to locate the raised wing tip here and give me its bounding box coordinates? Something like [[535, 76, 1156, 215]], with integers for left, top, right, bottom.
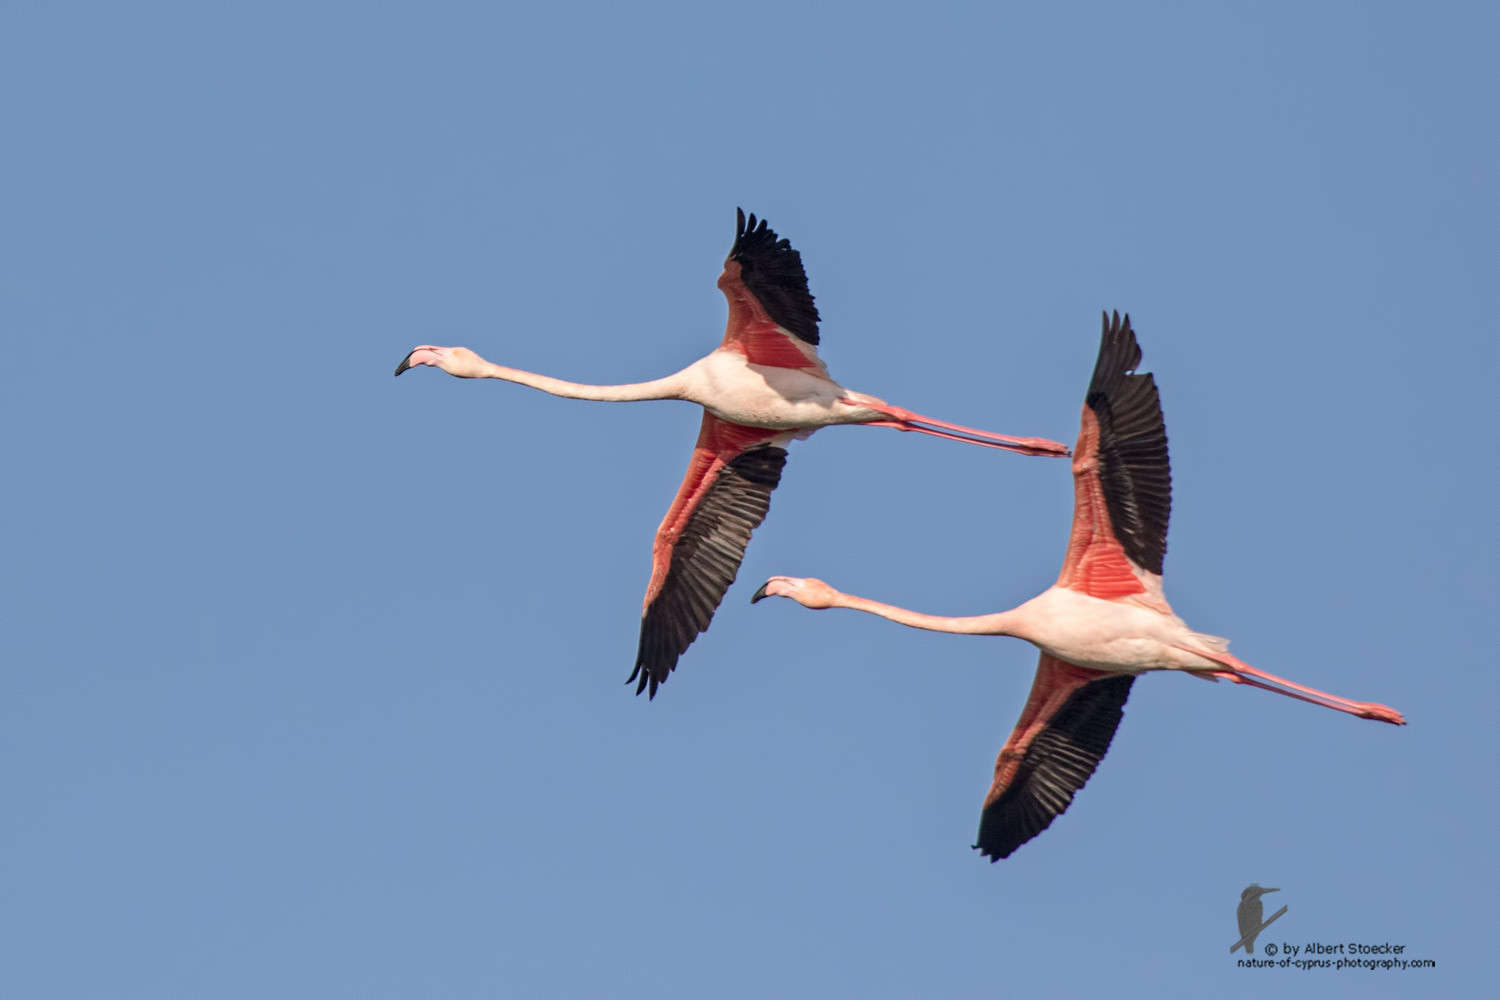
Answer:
[[1103, 310, 1141, 367], [1100, 310, 1137, 360], [735, 206, 768, 240]]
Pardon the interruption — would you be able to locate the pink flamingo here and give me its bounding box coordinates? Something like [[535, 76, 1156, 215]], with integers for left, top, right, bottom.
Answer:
[[753, 312, 1405, 860], [395, 209, 1069, 698]]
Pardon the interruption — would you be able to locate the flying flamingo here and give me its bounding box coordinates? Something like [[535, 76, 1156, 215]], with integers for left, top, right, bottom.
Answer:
[[752, 312, 1405, 860], [395, 209, 1070, 698]]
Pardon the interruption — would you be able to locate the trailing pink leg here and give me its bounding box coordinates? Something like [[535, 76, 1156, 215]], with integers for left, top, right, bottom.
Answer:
[[847, 399, 1071, 458], [1191, 659, 1405, 726], [859, 419, 1066, 456]]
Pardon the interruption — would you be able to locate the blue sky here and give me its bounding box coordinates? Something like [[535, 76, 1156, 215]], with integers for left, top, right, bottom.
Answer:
[[5, 2, 1495, 997]]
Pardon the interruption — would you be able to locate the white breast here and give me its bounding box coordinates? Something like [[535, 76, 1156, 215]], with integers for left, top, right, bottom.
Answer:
[[683, 351, 870, 430], [1014, 587, 1215, 673]]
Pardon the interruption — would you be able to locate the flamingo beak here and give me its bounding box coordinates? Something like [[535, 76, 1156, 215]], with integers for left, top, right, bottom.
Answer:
[[749, 582, 772, 604], [393, 350, 419, 377]]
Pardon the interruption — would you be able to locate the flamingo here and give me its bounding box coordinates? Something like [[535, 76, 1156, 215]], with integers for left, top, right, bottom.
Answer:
[[395, 209, 1069, 698], [752, 312, 1405, 860]]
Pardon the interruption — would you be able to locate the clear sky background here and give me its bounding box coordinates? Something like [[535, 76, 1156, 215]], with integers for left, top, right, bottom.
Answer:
[[5, 2, 1496, 997]]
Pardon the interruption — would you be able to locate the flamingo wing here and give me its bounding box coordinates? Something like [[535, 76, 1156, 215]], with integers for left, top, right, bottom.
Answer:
[[1055, 311, 1172, 600], [975, 655, 1134, 860], [716, 208, 827, 372], [628, 413, 788, 698]]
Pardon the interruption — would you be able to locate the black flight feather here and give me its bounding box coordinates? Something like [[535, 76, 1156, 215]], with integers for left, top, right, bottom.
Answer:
[[727, 208, 821, 346]]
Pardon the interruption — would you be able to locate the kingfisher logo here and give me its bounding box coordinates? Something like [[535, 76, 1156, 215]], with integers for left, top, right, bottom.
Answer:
[[1227, 886, 1434, 972], [1231, 884, 1287, 953]]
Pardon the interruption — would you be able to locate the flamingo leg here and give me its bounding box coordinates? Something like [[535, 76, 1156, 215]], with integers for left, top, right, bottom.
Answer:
[[844, 400, 1070, 458], [1190, 662, 1405, 725], [858, 420, 1066, 457]]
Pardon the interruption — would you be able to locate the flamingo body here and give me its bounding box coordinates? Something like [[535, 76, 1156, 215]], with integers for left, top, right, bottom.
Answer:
[[1002, 587, 1225, 673], [675, 351, 886, 430], [753, 312, 1404, 861], [395, 209, 1069, 698]]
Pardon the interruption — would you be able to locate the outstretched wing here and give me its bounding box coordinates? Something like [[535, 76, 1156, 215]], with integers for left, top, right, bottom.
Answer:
[[1055, 311, 1171, 600], [628, 413, 788, 698], [975, 655, 1133, 861], [716, 208, 826, 372]]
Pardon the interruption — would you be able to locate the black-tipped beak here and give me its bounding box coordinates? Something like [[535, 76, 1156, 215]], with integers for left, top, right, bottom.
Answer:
[[393, 351, 418, 377], [750, 582, 771, 604], [1260, 888, 1280, 894]]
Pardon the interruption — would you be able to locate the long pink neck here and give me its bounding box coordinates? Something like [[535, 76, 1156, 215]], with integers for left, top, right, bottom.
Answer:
[[480, 362, 686, 403], [831, 591, 1023, 637]]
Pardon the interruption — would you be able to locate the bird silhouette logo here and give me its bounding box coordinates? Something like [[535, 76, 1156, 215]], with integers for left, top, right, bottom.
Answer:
[[1231, 885, 1287, 953]]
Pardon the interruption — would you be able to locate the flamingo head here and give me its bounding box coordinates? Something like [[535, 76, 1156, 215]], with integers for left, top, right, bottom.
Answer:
[[394, 345, 489, 378], [750, 576, 839, 609]]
